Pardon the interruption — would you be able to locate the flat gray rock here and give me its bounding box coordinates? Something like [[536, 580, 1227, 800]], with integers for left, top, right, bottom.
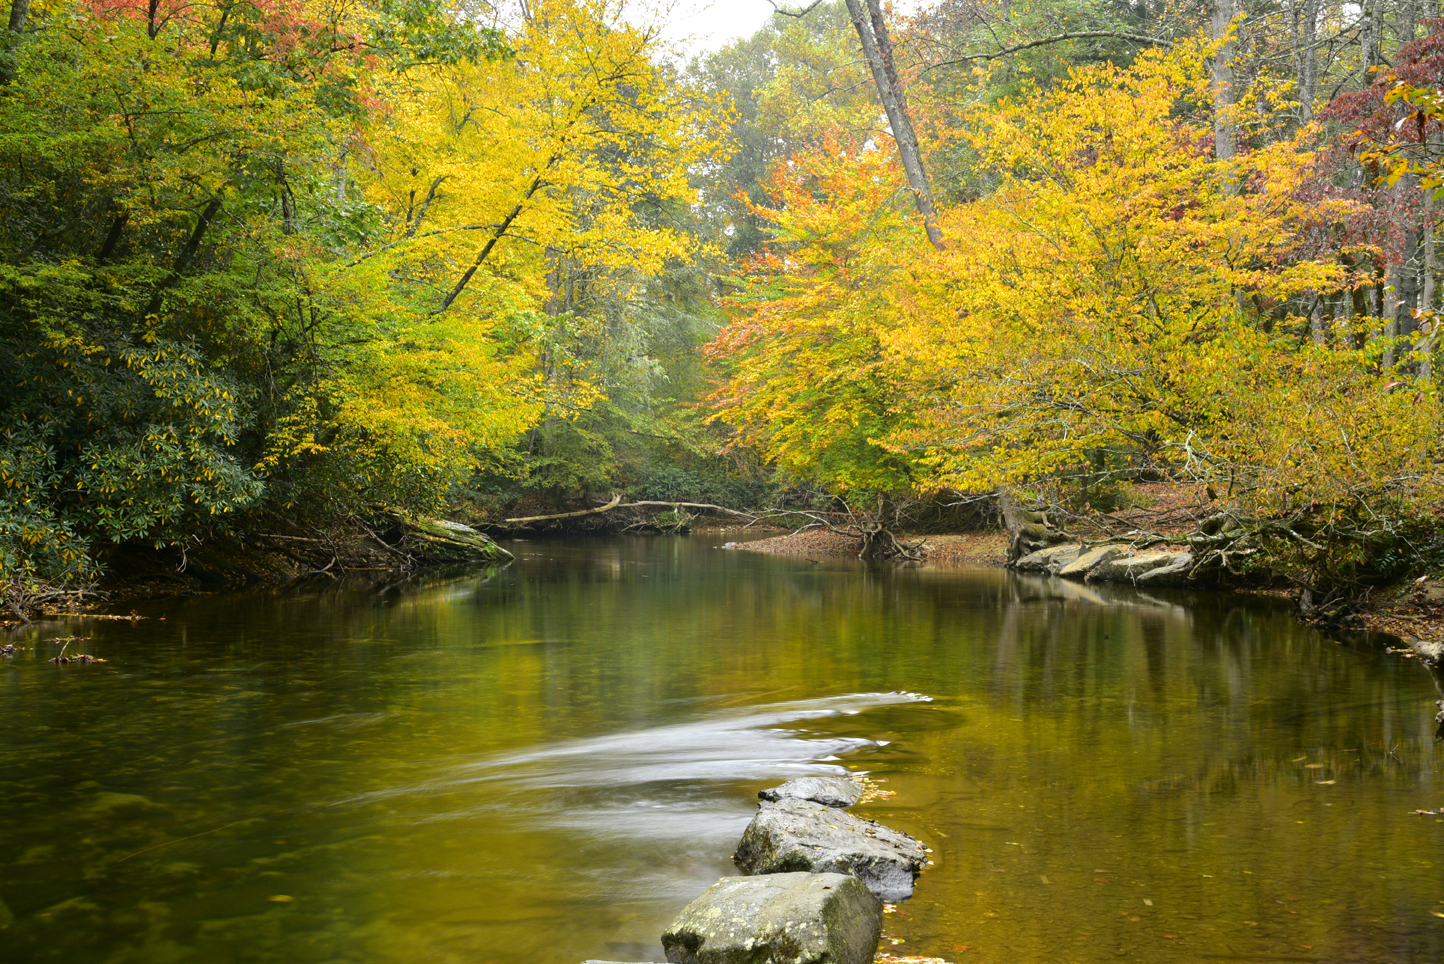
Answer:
[[1088, 550, 1184, 584], [661, 872, 881, 964], [1014, 543, 1080, 573], [1133, 552, 1194, 586], [1057, 545, 1123, 578], [759, 776, 862, 809], [734, 798, 926, 902]]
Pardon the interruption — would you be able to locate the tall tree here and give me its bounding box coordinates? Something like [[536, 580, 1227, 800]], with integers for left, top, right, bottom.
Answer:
[[842, 0, 944, 248]]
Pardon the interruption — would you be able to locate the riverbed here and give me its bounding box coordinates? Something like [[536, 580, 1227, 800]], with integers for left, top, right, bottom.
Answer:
[[2, 535, 1442, 962]]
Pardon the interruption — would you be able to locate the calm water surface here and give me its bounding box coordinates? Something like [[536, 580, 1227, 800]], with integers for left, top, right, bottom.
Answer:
[[3, 535, 1444, 963]]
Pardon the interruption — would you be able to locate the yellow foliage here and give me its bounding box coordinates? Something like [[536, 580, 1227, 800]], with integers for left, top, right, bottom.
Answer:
[[713, 42, 1444, 535], [312, 0, 728, 491]]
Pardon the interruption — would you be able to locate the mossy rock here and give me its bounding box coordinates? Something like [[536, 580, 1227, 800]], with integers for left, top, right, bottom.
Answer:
[[395, 514, 513, 564]]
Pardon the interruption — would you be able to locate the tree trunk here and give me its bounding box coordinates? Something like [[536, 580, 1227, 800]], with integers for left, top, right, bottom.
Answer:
[[843, 0, 944, 250], [1386, 174, 1423, 368], [0, 0, 30, 85], [1424, 187, 1437, 380], [1293, 0, 1319, 123], [1310, 296, 1327, 346], [1361, 0, 1383, 70], [1211, 0, 1237, 164]]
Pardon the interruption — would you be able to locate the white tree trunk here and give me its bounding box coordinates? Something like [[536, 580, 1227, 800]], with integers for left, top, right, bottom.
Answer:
[[844, 0, 944, 250]]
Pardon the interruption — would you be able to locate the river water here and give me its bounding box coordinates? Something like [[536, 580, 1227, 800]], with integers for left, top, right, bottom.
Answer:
[[2, 535, 1443, 963]]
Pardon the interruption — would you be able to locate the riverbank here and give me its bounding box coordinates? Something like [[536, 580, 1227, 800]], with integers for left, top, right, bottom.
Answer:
[[0, 514, 512, 625], [735, 530, 1009, 567], [733, 525, 1444, 668]]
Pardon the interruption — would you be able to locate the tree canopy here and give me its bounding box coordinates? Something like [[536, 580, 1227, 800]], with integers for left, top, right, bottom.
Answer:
[[6, 0, 1444, 603]]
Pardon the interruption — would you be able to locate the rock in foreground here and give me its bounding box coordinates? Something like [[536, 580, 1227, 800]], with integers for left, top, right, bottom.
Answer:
[[758, 776, 862, 809], [734, 798, 926, 902], [661, 872, 881, 964]]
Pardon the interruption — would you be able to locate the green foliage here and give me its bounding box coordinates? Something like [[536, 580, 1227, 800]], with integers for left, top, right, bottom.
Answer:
[[0, 0, 728, 600]]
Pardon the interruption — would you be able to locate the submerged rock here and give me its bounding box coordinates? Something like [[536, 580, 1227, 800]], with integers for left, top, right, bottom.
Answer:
[[661, 872, 881, 964], [734, 798, 927, 902], [758, 776, 862, 809]]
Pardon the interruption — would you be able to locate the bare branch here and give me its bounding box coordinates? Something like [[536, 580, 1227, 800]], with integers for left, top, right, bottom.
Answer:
[[767, 0, 824, 18], [926, 31, 1173, 70]]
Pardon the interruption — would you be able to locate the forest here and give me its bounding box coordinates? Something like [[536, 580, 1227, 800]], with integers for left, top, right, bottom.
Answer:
[[2, 0, 1443, 613]]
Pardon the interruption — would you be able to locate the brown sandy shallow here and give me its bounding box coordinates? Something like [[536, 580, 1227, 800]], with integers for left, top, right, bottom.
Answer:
[[733, 529, 1008, 567]]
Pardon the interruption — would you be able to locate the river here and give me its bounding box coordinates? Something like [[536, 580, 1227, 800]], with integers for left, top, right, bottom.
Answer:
[[2, 534, 1442, 963]]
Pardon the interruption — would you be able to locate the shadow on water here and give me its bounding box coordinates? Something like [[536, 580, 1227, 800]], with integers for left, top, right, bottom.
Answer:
[[1, 533, 1442, 963]]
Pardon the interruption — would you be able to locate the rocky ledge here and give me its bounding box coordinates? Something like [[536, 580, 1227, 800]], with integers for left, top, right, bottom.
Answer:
[[579, 774, 927, 963], [735, 784, 928, 903], [661, 873, 881, 964], [1012, 542, 1195, 586]]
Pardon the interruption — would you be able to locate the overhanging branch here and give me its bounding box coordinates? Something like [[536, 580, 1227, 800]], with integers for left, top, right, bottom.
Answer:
[[927, 31, 1173, 70]]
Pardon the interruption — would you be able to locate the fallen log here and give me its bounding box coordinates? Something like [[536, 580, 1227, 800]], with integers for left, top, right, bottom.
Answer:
[[504, 494, 623, 524], [503, 496, 761, 526]]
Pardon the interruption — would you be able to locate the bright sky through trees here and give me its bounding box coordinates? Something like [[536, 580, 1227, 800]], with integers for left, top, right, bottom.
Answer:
[[644, 0, 929, 55]]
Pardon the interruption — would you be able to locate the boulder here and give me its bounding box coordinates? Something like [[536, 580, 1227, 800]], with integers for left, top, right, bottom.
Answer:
[[734, 798, 926, 902], [1013, 544, 1081, 574], [1057, 545, 1123, 579], [661, 872, 881, 964], [758, 776, 862, 809], [1133, 552, 1195, 587], [1088, 550, 1184, 584]]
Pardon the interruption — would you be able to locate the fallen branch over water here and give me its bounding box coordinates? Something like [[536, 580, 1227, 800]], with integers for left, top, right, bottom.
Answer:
[[499, 497, 927, 560], [505, 494, 623, 524], [504, 496, 759, 525]]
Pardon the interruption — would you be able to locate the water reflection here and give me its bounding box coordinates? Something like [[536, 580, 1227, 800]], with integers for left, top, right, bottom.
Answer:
[[0, 535, 1442, 963]]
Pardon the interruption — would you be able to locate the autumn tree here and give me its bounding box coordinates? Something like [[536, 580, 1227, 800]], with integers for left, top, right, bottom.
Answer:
[[0, 0, 728, 606]]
